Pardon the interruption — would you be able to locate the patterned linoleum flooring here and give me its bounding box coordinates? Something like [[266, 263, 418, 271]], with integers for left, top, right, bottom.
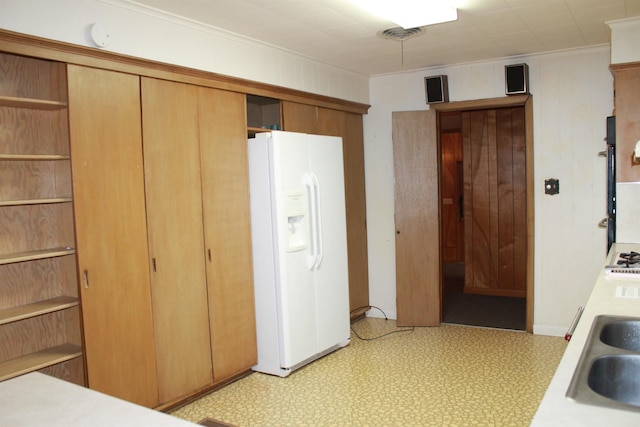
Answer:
[[171, 317, 566, 427]]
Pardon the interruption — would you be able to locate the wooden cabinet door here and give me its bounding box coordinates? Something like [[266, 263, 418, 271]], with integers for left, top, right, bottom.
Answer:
[[141, 77, 213, 404], [392, 110, 440, 326], [282, 100, 318, 133], [197, 87, 257, 382], [317, 108, 370, 317], [613, 67, 640, 183], [68, 66, 159, 407], [462, 107, 526, 297]]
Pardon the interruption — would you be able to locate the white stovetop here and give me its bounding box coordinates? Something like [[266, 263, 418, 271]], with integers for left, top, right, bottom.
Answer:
[[531, 242, 640, 426], [0, 372, 198, 427]]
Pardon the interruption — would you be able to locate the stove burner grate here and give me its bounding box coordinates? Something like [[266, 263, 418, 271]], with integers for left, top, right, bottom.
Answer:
[[617, 251, 640, 268], [606, 252, 640, 279]]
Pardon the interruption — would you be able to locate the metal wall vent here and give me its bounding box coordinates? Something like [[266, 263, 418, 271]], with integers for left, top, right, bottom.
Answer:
[[377, 26, 425, 41]]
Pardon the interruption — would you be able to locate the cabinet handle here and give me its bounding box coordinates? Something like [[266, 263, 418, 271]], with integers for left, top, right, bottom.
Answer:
[[152, 258, 157, 273], [83, 270, 89, 288], [208, 249, 212, 262]]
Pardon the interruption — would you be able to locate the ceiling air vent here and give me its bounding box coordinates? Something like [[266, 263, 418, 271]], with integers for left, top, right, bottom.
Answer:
[[377, 26, 425, 41]]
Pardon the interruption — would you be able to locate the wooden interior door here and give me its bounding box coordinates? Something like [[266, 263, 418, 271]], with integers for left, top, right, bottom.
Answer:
[[462, 107, 527, 297], [68, 65, 159, 407], [141, 77, 213, 404], [392, 110, 440, 326], [197, 87, 258, 382]]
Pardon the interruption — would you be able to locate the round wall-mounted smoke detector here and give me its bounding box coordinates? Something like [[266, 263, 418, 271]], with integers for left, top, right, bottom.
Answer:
[[90, 23, 111, 48], [377, 26, 425, 42]]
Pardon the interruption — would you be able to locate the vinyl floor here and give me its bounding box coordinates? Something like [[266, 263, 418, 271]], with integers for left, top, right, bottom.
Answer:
[[171, 317, 566, 427]]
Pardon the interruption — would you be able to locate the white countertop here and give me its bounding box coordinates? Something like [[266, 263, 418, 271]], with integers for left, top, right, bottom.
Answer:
[[0, 372, 199, 426], [531, 242, 640, 426]]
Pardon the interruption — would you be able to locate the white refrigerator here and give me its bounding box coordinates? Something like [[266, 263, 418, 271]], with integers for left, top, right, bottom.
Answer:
[[248, 130, 351, 377]]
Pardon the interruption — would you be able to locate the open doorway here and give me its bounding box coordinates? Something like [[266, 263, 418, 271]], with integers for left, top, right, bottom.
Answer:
[[439, 109, 527, 331], [393, 95, 533, 332]]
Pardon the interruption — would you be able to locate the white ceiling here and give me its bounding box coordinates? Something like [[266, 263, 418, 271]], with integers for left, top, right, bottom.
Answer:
[[128, 0, 640, 76]]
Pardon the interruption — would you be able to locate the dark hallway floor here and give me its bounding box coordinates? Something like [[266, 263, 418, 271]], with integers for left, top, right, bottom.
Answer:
[[442, 262, 526, 331]]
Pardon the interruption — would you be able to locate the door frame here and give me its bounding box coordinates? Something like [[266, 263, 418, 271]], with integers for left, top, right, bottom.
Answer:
[[432, 95, 534, 332]]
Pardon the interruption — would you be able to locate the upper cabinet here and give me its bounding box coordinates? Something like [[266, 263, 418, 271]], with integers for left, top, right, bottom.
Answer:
[[612, 64, 640, 183], [247, 95, 281, 137], [0, 52, 84, 385]]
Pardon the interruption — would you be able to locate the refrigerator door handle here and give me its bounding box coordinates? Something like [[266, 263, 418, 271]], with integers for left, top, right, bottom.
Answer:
[[304, 173, 318, 270], [311, 172, 323, 270]]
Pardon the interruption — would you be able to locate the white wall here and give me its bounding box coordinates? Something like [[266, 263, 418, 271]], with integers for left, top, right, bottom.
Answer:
[[366, 47, 614, 335], [0, 0, 369, 104]]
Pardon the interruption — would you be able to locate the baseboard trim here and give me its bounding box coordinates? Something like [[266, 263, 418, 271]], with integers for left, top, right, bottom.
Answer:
[[533, 324, 567, 337]]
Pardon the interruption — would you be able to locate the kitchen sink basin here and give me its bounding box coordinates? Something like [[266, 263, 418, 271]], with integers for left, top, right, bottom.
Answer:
[[567, 315, 640, 412], [588, 355, 640, 407], [600, 320, 640, 351]]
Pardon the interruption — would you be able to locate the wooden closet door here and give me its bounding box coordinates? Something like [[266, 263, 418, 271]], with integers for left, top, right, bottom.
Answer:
[[141, 78, 213, 403], [197, 87, 257, 382], [462, 107, 526, 297], [392, 110, 440, 326], [68, 66, 159, 407]]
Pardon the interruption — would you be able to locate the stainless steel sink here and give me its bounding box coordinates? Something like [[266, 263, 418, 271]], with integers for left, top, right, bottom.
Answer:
[[567, 315, 640, 412], [588, 355, 640, 407], [600, 320, 640, 351]]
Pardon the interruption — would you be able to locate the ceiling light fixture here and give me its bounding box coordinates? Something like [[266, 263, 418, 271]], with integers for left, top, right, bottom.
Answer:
[[351, 0, 457, 29]]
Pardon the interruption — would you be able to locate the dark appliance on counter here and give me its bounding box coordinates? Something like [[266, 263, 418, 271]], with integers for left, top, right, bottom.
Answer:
[[600, 116, 616, 252]]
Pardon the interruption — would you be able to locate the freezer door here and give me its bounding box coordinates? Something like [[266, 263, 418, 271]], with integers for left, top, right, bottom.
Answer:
[[270, 131, 319, 368], [307, 134, 351, 352]]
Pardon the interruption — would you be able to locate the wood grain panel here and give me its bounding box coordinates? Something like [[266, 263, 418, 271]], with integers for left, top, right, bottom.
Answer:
[[0, 160, 71, 200], [0, 108, 69, 155], [393, 110, 440, 326], [141, 77, 213, 403], [0, 310, 76, 360], [197, 86, 257, 383], [0, 256, 77, 309], [440, 131, 463, 262], [282, 101, 318, 133], [496, 109, 516, 290], [463, 107, 526, 298], [39, 356, 85, 386], [511, 107, 527, 292], [0, 204, 74, 254], [0, 52, 67, 101], [341, 112, 370, 316], [68, 65, 159, 407], [612, 66, 640, 182]]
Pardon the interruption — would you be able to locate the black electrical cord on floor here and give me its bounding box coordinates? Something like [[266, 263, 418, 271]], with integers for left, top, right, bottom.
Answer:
[[350, 305, 415, 341]]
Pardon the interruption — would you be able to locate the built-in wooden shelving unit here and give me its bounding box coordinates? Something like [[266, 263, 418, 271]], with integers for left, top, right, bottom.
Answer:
[[0, 51, 84, 385]]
